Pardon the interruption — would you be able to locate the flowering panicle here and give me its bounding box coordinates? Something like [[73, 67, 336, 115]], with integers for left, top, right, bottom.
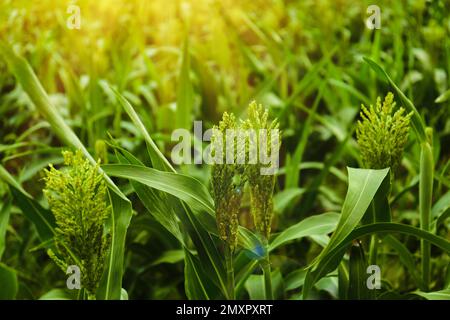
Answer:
[[242, 101, 280, 239], [43, 150, 111, 296], [211, 101, 280, 248], [356, 92, 412, 171], [211, 112, 245, 251]]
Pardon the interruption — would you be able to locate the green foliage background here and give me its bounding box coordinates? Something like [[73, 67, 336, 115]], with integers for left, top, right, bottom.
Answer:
[[0, 0, 449, 300]]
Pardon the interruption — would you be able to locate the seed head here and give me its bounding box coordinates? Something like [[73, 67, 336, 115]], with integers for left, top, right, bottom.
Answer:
[[356, 92, 412, 171], [242, 101, 280, 239], [43, 150, 111, 296], [211, 112, 244, 251]]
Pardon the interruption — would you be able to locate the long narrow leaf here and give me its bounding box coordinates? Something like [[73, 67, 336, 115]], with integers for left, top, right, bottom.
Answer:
[[304, 222, 450, 299], [303, 167, 389, 298], [112, 90, 230, 298], [269, 213, 339, 251], [102, 164, 215, 215]]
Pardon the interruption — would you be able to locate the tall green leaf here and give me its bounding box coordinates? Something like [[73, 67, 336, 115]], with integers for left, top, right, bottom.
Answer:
[[109, 86, 171, 171], [303, 167, 389, 298], [323, 168, 389, 255], [112, 90, 230, 298], [112, 148, 184, 244], [97, 191, 132, 300], [304, 222, 450, 299], [102, 164, 215, 215], [103, 162, 228, 297]]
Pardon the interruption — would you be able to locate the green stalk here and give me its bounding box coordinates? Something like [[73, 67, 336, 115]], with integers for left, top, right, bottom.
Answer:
[[363, 58, 435, 291], [368, 203, 378, 265], [420, 139, 434, 291], [368, 235, 378, 266], [224, 246, 235, 300], [77, 288, 87, 300], [261, 244, 273, 300], [368, 172, 391, 266]]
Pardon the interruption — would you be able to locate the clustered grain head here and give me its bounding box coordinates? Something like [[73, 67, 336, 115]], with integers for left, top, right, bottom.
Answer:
[[211, 112, 245, 251], [43, 150, 111, 296], [356, 92, 412, 171], [242, 101, 280, 240], [211, 101, 280, 250]]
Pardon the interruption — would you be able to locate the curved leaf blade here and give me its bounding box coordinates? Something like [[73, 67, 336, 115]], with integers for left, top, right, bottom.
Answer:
[[330, 168, 389, 249], [303, 167, 389, 298], [102, 164, 214, 215], [269, 212, 340, 251], [304, 222, 450, 299], [412, 289, 450, 300]]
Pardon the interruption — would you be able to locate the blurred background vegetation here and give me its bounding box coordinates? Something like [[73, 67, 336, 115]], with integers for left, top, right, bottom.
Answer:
[[0, 0, 449, 299]]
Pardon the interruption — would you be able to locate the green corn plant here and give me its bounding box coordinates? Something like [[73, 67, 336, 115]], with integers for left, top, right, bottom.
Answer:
[[43, 150, 111, 299], [364, 58, 435, 291], [356, 92, 412, 265], [242, 101, 280, 300], [210, 112, 245, 300]]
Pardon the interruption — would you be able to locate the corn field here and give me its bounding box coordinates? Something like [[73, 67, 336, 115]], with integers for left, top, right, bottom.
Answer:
[[0, 0, 449, 301]]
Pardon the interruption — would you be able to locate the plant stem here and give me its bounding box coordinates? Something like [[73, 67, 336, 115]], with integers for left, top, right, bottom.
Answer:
[[420, 140, 433, 291], [368, 203, 378, 265], [224, 245, 235, 300], [261, 245, 273, 300], [77, 288, 86, 300], [368, 172, 391, 266], [369, 234, 378, 266]]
